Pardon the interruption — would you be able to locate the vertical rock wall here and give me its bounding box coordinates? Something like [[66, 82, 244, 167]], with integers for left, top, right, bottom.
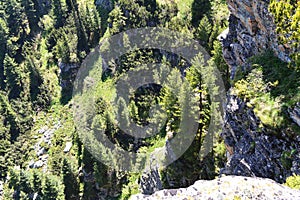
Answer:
[[222, 0, 292, 78], [220, 0, 300, 183]]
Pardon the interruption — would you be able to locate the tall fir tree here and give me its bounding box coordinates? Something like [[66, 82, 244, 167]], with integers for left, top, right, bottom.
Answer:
[[3, 55, 23, 99], [0, 18, 8, 89]]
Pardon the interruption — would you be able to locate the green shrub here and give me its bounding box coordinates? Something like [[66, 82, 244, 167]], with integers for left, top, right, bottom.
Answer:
[[269, 0, 300, 69], [285, 174, 300, 189], [232, 67, 284, 127]]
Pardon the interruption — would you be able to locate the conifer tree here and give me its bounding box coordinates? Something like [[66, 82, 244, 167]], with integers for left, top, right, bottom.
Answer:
[[191, 0, 211, 27], [269, 0, 300, 67], [42, 176, 61, 200], [160, 69, 182, 131], [80, 3, 101, 47], [195, 15, 212, 50], [117, 97, 130, 132], [108, 6, 126, 35], [20, 170, 33, 195], [8, 168, 20, 192], [3, 55, 23, 99], [32, 170, 42, 195], [0, 135, 10, 178], [62, 158, 79, 199], [0, 19, 8, 89]]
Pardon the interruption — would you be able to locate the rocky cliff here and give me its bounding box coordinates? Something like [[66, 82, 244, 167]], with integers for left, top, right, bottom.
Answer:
[[221, 0, 293, 78], [134, 1, 300, 197], [221, 95, 300, 182], [131, 175, 300, 200], [219, 0, 300, 183]]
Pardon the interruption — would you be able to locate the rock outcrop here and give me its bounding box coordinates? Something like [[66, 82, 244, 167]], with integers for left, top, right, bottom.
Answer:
[[59, 62, 80, 89], [130, 175, 300, 200], [221, 95, 300, 183], [221, 0, 293, 78], [29, 121, 61, 171], [219, 0, 300, 183], [288, 103, 300, 127], [139, 169, 163, 195]]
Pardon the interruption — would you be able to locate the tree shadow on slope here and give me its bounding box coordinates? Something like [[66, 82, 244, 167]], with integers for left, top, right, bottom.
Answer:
[[191, 0, 212, 27]]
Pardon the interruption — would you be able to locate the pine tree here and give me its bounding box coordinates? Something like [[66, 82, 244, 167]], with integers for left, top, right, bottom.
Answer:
[[32, 170, 42, 195], [8, 168, 20, 192], [108, 6, 126, 35], [176, 80, 198, 155], [4, 0, 28, 60], [20, 170, 33, 195], [42, 176, 60, 200], [117, 97, 130, 132], [71, 0, 89, 55], [0, 136, 10, 178], [0, 92, 18, 138], [211, 40, 229, 89], [269, 0, 300, 67], [79, 2, 101, 47], [195, 15, 212, 50], [3, 55, 23, 99], [2, 182, 14, 199], [54, 31, 71, 63], [62, 158, 79, 199], [0, 18, 8, 89], [160, 69, 182, 131], [191, 0, 212, 27]]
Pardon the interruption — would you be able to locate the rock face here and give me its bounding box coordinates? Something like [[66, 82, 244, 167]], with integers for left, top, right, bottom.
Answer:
[[221, 95, 300, 183], [59, 62, 80, 89], [139, 169, 163, 195], [288, 103, 300, 127], [219, 0, 300, 183], [130, 175, 300, 200], [221, 0, 292, 78]]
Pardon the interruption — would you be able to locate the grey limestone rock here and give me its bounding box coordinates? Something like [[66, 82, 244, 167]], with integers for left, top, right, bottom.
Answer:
[[131, 175, 300, 200]]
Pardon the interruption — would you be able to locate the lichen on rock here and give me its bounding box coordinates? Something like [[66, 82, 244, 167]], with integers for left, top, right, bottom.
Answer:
[[130, 175, 300, 200]]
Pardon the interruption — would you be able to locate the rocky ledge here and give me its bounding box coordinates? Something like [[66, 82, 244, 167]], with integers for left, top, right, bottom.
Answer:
[[130, 175, 300, 200]]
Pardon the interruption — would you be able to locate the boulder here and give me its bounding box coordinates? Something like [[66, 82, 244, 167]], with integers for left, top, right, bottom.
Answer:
[[33, 160, 44, 168], [36, 147, 46, 156], [63, 142, 73, 153], [130, 176, 300, 200]]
